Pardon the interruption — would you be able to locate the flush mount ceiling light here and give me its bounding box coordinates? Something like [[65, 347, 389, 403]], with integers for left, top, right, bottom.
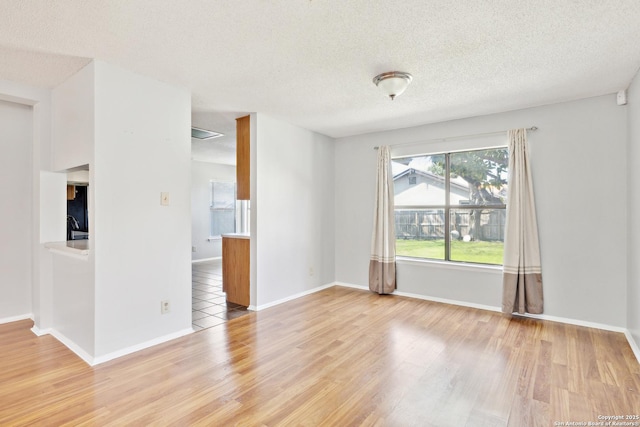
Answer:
[[372, 71, 413, 100], [191, 127, 224, 140]]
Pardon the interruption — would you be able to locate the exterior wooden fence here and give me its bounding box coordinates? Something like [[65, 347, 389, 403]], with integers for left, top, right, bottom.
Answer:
[[395, 209, 505, 241]]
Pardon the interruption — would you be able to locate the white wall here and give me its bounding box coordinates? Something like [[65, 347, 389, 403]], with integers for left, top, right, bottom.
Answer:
[[93, 61, 192, 357], [48, 64, 97, 352], [335, 94, 628, 328], [254, 114, 335, 308], [38, 171, 67, 332], [0, 78, 56, 332], [52, 253, 95, 354], [0, 99, 32, 320], [627, 72, 640, 348], [191, 160, 236, 261], [51, 62, 95, 172]]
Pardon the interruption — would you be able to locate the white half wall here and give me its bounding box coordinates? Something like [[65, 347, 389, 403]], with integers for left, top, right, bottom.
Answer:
[[93, 61, 192, 357], [627, 72, 640, 350], [335, 94, 628, 328], [254, 114, 335, 307], [51, 252, 95, 355], [191, 160, 235, 261], [0, 99, 32, 319]]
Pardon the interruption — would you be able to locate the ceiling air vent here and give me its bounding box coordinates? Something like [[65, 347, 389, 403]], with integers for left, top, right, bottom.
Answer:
[[191, 127, 224, 140]]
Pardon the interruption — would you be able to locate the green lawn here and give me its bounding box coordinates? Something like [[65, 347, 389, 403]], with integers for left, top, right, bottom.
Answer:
[[395, 239, 503, 265]]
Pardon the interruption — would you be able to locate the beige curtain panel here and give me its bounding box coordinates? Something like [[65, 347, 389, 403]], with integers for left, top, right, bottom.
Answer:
[[502, 129, 544, 314], [369, 145, 396, 294]]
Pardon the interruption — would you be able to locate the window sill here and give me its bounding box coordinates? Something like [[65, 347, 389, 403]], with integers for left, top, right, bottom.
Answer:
[[396, 256, 502, 273]]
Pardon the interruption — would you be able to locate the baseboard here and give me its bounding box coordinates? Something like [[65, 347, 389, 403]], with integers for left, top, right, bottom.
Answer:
[[335, 281, 503, 314], [0, 313, 33, 325], [31, 325, 52, 336], [518, 312, 627, 334], [92, 328, 194, 366], [48, 329, 95, 366], [624, 330, 640, 365], [395, 289, 503, 314], [334, 281, 639, 364], [335, 282, 369, 291], [252, 283, 336, 311], [44, 327, 194, 366], [192, 257, 221, 264]]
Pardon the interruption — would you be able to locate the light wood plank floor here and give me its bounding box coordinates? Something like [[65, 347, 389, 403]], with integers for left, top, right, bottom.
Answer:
[[1, 286, 639, 426]]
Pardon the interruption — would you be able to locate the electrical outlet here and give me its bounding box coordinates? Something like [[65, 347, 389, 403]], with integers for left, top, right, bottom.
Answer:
[[161, 300, 170, 314]]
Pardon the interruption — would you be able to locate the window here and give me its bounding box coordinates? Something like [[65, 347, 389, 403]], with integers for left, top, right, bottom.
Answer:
[[394, 147, 508, 265], [210, 181, 236, 238]]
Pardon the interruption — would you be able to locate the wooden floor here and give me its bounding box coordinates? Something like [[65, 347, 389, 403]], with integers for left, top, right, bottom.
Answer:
[[1, 287, 639, 426]]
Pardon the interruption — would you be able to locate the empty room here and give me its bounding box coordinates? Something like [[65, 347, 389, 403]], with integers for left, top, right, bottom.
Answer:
[[1, 1, 640, 425]]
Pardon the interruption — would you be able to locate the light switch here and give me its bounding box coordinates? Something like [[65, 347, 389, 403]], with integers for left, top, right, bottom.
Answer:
[[161, 192, 170, 206]]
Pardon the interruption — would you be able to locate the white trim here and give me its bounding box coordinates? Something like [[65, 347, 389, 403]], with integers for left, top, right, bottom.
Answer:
[[395, 289, 502, 313], [191, 257, 222, 264], [0, 313, 33, 325], [396, 256, 503, 273], [91, 328, 194, 366], [517, 312, 627, 334], [31, 326, 52, 336], [335, 282, 369, 291], [49, 329, 94, 366], [28, 326, 195, 366], [336, 281, 502, 313], [252, 283, 335, 311], [624, 330, 640, 365]]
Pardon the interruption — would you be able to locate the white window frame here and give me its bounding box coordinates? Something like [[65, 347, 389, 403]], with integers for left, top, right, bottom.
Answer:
[[209, 181, 237, 239]]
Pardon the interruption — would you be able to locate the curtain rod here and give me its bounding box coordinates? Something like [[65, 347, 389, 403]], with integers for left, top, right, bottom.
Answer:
[[373, 126, 538, 150]]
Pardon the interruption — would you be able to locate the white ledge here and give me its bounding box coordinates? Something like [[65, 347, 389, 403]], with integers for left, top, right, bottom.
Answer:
[[396, 256, 502, 273], [44, 240, 90, 258]]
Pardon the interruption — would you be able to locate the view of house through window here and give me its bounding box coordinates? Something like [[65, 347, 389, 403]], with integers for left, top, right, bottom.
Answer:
[[210, 181, 236, 238], [394, 147, 508, 265]]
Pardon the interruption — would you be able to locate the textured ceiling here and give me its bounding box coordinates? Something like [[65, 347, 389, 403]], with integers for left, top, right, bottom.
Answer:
[[1, 1, 640, 150]]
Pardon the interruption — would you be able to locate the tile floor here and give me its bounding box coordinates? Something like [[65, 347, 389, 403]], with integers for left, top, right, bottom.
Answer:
[[191, 259, 250, 331]]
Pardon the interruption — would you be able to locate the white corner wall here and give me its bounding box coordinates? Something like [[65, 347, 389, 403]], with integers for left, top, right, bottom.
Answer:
[[0, 99, 33, 321], [627, 72, 640, 349], [335, 94, 628, 328], [48, 63, 97, 352], [191, 160, 235, 261], [93, 61, 192, 357], [254, 114, 335, 308]]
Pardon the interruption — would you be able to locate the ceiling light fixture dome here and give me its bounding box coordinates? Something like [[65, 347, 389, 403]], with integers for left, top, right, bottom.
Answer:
[[373, 71, 413, 100]]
